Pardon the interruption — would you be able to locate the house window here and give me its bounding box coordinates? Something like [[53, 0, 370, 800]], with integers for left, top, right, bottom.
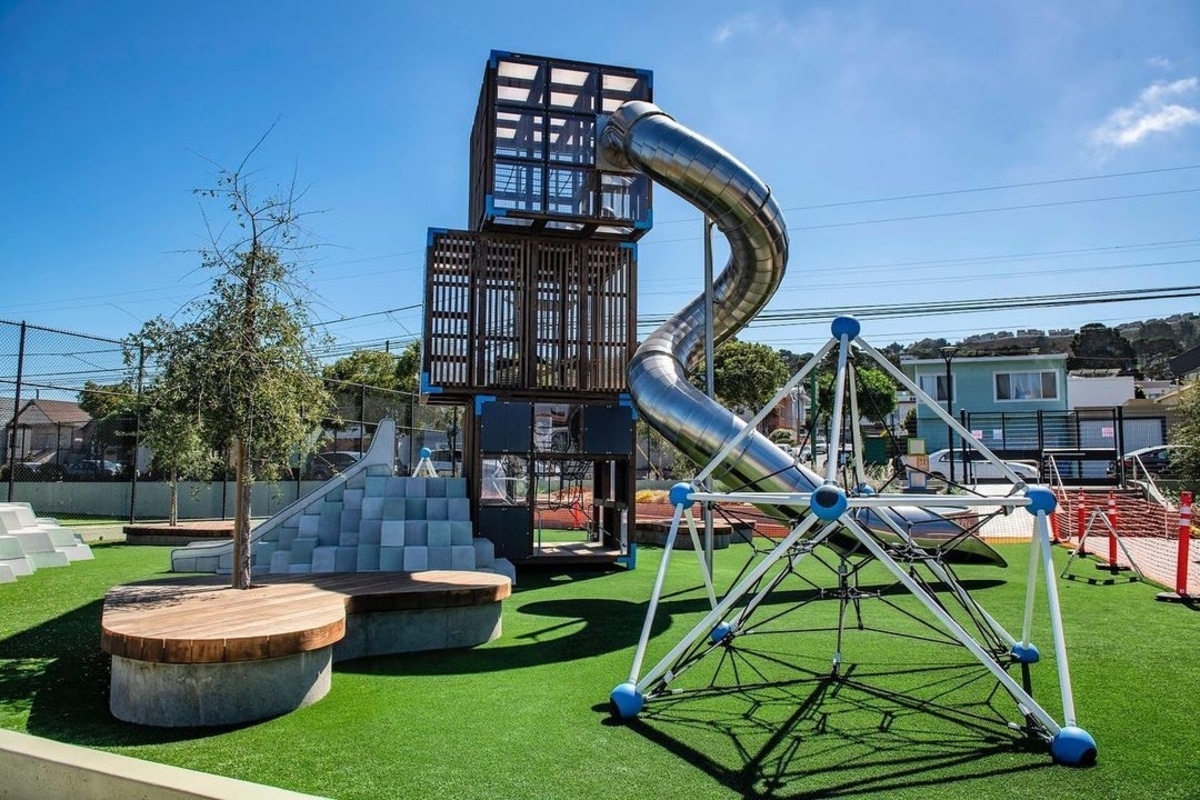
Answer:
[[918, 374, 952, 403], [995, 371, 1058, 401]]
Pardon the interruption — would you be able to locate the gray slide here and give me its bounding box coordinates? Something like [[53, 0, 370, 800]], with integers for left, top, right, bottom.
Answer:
[[599, 101, 1002, 565]]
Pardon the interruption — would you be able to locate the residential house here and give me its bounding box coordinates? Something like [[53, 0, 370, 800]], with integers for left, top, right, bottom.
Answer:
[[901, 353, 1070, 452], [1067, 370, 1134, 409], [5, 398, 92, 464], [0, 398, 13, 463], [1136, 380, 1176, 401], [1168, 345, 1200, 380]]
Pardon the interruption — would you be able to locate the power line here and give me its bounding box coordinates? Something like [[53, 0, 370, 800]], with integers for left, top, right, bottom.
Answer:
[[654, 162, 1200, 224], [643, 186, 1200, 245], [790, 187, 1200, 232], [636, 284, 1200, 330], [309, 304, 421, 328]]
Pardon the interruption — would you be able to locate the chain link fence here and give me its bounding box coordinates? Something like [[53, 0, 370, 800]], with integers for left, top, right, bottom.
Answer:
[[0, 319, 461, 520]]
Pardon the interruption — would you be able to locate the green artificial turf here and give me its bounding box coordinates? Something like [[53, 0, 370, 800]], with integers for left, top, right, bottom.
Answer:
[[1, 540, 1198, 799], [54, 515, 131, 527]]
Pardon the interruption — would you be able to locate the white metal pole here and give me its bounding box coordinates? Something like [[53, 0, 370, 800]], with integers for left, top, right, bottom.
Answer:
[[826, 334, 852, 485], [845, 516, 1062, 733], [1021, 519, 1041, 647], [1036, 510, 1079, 726], [703, 217, 715, 577], [629, 503, 687, 682], [685, 509, 719, 609], [635, 514, 826, 692]]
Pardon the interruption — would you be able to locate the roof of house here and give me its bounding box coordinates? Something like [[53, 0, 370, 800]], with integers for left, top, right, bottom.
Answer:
[[1154, 382, 1198, 406], [10, 398, 92, 427], [1168, 345, 1200, 378], [900, 352, 1069, 367]]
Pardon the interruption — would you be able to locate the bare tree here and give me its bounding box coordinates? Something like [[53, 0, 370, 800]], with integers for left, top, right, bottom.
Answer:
[[140, 135, 331, 588]]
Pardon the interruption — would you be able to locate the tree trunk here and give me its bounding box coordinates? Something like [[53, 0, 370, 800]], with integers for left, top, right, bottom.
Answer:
[[232, 438, 253, 589], [168, 467, 179, 527]]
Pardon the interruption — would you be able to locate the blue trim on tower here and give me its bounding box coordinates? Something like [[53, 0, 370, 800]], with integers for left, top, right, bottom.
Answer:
[[489, 50, 511, 69], [427, 227, 448, 247], [474, 395, 497, 414], [419, 372, 443, 395], [634, 208, 653, 230], [636, 68, 653, 91], [485, 195, 507, 218], [619, 241, 636, 251]]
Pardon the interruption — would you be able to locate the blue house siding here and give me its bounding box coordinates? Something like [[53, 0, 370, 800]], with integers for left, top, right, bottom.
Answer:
[[901, 354, 1069, 452]]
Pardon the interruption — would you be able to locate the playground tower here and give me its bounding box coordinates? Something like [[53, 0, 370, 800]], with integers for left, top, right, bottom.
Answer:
[[421, 52, 653, 564]]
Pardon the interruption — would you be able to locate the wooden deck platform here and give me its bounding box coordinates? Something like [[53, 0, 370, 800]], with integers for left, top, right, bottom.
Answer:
[[101, 571, 512, 664]]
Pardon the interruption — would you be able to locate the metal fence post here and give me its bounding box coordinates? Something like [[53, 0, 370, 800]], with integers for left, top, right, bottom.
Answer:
[[129, 341, 145, 523], [6, 321, 26, 503]]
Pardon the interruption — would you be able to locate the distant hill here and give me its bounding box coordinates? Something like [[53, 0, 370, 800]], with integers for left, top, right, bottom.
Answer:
[[899, 312, 1199, 379]]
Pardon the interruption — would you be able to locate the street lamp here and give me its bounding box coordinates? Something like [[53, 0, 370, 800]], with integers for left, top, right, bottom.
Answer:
[[939, 346, 959, 487]]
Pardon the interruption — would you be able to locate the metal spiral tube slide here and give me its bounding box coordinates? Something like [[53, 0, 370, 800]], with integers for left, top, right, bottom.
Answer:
[[599, 101, 1003, 565]]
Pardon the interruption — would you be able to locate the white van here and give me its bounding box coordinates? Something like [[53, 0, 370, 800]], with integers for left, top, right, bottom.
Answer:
[[926, 449, 1039, 482]]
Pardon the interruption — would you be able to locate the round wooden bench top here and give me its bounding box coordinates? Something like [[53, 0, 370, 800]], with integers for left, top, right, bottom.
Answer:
[[100, 571, 512, 665]]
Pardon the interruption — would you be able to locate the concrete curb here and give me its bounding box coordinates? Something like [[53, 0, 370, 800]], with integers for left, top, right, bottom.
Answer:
[[0, 729, 328, 799]]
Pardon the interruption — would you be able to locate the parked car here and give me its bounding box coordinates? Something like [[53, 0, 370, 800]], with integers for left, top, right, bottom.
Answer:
[[926, 449, 1039, 483], [429, 448, 462, 475], [1110, 445, 1191, 479], [304, 451, 361, 480], [792, 442, 827, 461], [63, 459, 125, 480]]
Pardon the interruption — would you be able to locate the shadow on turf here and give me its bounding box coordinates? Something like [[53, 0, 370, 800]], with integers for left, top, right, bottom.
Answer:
[[337, 576, 1005, 680], [596, 664, 1051, 798], [0, 600, 269, 747], [0, 566, 1008, 749]]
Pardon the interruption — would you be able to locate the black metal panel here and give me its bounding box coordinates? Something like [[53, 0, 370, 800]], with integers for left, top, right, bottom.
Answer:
[[478, 400, 532, 453], [477, 505, 532, 560], [581, 403, 633, 455], [470, 51, 653, 239]]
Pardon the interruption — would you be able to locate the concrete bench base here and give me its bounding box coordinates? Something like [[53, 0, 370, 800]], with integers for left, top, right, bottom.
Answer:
[[111, 650, 332, 728], [335, 602, 503, 661]]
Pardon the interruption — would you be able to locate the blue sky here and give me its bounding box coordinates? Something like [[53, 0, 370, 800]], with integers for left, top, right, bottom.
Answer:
[[3, 0, 1199, 362]]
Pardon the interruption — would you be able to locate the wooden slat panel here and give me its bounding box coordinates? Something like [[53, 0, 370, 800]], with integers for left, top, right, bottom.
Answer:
[[425, 229, 633, 396]]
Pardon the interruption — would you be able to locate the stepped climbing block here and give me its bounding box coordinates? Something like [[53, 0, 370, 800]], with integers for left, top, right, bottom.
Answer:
[[0, 503, 93, 562], [11, 532, 70, 569], [0, 536, 35, 578], [170, 426, 517, 581], [0, 564, 12, 583]]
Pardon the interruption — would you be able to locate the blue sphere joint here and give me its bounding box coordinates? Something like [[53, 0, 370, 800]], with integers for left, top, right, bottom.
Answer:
[[810, 485, 849, 521], [1025, 486, 1057, 516], [710, 621, 732, 644], [831, 316, 861, 340], [609, 681, 645, 720], [1050, 726, 1097, 767], [1010, 642, 1041, 663], [419, 447, 432, 459], [854, 483, 876, 496], [668, 482, 693, 508]]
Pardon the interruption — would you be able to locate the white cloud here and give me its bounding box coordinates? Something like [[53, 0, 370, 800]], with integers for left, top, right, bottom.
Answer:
[[711, 13, 760, 44], [1145, 56, 1173, 70], [1091, 78, 1200, 148]]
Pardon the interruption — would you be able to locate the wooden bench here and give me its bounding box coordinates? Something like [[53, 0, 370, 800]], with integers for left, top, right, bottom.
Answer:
[[101, 570, 511, 727]]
